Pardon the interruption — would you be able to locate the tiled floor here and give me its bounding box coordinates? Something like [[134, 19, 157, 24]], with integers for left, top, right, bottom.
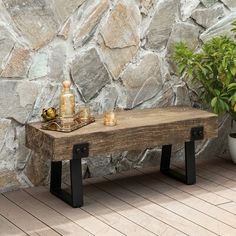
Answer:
[[1, 157, 236, 235]]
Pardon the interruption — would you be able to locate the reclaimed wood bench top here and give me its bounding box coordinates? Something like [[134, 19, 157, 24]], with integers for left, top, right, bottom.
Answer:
[[26, 106, 218, 161]]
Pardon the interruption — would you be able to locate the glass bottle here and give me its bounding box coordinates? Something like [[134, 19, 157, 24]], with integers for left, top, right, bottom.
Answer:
[[60, 80, 75, 118]]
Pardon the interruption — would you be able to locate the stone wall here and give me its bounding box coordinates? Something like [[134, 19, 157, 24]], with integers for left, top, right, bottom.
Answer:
[[0, 0, 235, 192]]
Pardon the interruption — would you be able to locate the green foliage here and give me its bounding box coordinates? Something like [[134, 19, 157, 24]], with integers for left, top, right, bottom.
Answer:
[[173, 21, 236, 121], [231, 20, 236, 37]]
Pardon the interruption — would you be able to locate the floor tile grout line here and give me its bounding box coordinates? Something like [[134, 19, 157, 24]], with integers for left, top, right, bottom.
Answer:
[[80, 197, 127, 236], [108, 172, 235, 234], [173, 166, 236, 198], [127, 170, 236, 230], [64, 182, 156, 236], [136, 169, 236, 222], [195, 159, 236, 176], [84, 192, 153, 236], [203, 161, 236, 172], [100, 176, 215, 236], [139, 167, 234, 205], [157, 175, 233, 207], [198, 165, 236, 183], [0, 212, 30, 236], [196, 175, 236, 202], [172, 164, 236, 196], [23, 188, 96, 236], [198, 157, 236, 172], [217, 206, 236, 216], [47, 183, 128, 236], [103, 176, 219, 235], [137, 167, 232, 205], [175, 160, 236, 183], [213, 202, 236, 215], [216, 201, 234, 207], [196, 173, 236, 200], [85, 184, 164, 235], [2, 193, 63, 236], [42, 185, 127, 236]]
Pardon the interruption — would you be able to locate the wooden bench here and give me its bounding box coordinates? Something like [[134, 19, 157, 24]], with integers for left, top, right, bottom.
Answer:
[[26, 107, 218, 208]]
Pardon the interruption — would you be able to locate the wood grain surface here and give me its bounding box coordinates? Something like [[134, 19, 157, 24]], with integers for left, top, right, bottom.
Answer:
[[26, 107, 218, 161], [2, 157, 236, 236]]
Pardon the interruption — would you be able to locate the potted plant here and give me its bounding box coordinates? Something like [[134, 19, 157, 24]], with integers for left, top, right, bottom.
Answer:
[[173, 21, 236, 163]]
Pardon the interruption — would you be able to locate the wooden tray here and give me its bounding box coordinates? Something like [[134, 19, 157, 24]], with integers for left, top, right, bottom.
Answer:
[[41, 116, 95, 133]]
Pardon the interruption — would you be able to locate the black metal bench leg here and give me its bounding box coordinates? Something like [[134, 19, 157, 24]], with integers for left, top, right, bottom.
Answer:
[[50, 143, 89, 208], [70, 158, 83, 207], [160, 145, 172, 173], [185, 141, 196, 184], [160, 141, 196, 185], [50, 161, 62, 192]]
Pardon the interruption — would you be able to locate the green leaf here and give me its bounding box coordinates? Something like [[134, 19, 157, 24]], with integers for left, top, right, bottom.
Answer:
[[214, 89, 221, 96], [211, 97, 217, 108], [230, 66, 236, 76], [228, 83, 236, 89]]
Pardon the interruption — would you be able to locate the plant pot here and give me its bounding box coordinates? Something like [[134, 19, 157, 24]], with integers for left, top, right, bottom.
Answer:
[[228, 133, 236, 164]]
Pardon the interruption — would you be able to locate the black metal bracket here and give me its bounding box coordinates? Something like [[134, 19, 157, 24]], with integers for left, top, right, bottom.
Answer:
[[50, 143, 89, 208], [160, 126, 204, 185], [191, 126, 204, 140], [73, 143, 89, 159]]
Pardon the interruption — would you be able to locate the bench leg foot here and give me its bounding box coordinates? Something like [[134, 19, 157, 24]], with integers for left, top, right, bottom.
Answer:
[[160, 141, 196, 185], [50, 143, 89, 208]]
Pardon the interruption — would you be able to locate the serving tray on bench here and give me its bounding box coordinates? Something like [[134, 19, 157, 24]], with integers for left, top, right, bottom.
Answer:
[[41, 116, 95, 133]]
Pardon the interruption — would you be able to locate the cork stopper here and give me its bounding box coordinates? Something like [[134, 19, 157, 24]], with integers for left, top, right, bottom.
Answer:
[[63, 80, 71, 90]]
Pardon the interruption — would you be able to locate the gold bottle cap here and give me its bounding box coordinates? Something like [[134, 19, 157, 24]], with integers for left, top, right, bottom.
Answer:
[[63, 80, 71, 90]]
